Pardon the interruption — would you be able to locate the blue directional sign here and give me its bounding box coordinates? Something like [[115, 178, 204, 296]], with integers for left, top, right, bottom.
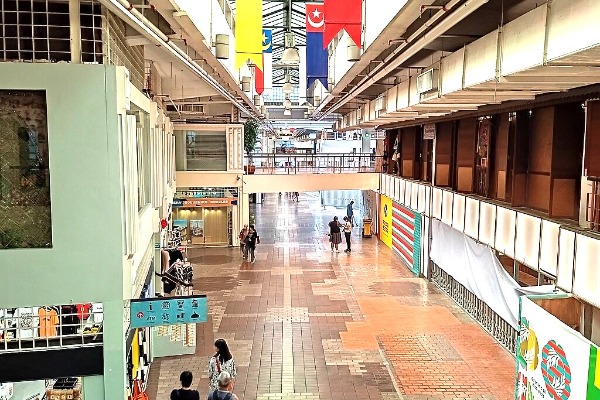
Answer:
[[130, 295, 207, 329]]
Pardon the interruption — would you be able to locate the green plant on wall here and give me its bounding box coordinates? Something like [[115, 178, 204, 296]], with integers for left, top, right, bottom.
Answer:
[[244, 119, 260, 156]]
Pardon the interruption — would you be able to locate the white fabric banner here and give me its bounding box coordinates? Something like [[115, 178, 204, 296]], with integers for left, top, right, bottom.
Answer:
[[430, 219, 554, 328]]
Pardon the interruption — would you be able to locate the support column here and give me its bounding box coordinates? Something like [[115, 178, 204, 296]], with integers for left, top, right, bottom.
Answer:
[[82, 375, 105, 400], [69, 0, 82, 64], [102, 299, 127, 400]]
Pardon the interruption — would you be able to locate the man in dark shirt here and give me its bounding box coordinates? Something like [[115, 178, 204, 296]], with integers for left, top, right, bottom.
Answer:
[[171, 371, 200, 400], [346, 201, 355, 226], [246, 225, 259, 263]]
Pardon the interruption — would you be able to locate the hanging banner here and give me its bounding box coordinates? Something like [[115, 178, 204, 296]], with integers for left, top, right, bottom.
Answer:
[[391, 202, 422, 275], [306, 3, 328, 89], [130, 295, 207, 329], [262, 29, 273, 53], [255, 55, 265, 95], [379, 194, 393, 248], [323, 0, 362, 49], [516, 295, 600, 400], [235, 0, 263, 69]]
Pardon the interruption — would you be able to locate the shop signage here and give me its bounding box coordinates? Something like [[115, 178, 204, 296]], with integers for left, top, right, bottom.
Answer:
[[172, 198, 238, 207], [130, 295, 207, 329], [516, 295, 600, 399], [423, 124, 436, 139]]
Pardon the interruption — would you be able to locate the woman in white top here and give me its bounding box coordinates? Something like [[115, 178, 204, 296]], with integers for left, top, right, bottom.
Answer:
[[343, 216, 353, 252], [208, 338, 237, 392]]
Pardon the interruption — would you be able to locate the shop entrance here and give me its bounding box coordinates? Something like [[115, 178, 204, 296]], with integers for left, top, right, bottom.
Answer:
[[173, 207, 232, 246]]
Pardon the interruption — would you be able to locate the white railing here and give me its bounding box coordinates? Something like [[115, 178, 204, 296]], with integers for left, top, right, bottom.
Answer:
[[380, 174, 600, 308]]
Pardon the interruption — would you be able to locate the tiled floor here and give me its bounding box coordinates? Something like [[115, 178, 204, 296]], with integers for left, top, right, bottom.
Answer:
[[148, 192, 516, 400]]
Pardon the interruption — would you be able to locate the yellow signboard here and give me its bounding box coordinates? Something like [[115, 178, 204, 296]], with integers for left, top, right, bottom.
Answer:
[[379, 194, 393, 248]]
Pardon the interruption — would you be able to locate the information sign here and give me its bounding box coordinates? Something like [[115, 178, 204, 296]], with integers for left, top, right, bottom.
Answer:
[[130, 295, 207, 329]]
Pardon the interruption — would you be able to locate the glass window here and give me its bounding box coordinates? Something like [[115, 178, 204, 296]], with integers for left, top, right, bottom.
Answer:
[[0, 90, 52, 248], [175, 130, 227, 171]]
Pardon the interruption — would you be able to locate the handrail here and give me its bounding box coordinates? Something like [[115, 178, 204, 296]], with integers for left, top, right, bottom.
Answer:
[[243, 153, 384, 175]]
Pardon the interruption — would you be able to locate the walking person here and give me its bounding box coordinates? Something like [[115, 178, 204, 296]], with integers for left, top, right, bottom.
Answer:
[[246, 225, 259, 263], [171, 371, 200, 400], [346, 201, 355, 226], [207, 371, 239, 400], [328, 216, 342, 252], [238, 224, 248, 258], [208, 339, 237, 393], [343, 216, 352, 252]]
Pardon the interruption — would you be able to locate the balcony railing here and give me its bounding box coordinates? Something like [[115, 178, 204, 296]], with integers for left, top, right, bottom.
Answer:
[[244, 153, 383, 174], [430, 263, 517, 351], [0, 304, 103, 353]]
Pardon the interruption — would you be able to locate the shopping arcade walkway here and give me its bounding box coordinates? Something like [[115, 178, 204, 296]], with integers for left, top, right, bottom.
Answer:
[[148, 193, 515, 400]]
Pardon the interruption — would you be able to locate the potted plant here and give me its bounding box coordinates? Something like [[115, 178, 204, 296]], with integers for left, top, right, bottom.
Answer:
[[244, 119, 260, 174]]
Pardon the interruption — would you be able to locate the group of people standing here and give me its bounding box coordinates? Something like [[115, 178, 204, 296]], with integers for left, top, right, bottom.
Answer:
[[170, 339, 238, 400], [238, 224, 259, 263], [328, 201, 355, 253]]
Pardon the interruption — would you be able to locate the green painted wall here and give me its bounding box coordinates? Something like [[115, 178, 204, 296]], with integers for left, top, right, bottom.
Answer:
[[0, 63, 127, 399]]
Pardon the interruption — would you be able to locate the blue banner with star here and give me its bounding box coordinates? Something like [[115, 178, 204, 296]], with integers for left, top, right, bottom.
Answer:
[[262, 29, 273, 53]]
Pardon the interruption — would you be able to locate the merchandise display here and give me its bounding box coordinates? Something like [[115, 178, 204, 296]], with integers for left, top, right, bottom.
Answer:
[[160, 247, 193, 295], [45, 377, 82, 400], [0, 303, 104, 348]]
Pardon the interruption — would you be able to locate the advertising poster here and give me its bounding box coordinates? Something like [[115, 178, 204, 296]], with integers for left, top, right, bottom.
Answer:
[[190, 220, 204, 237], [516, 296, 600, 399], [391, 202, 422, 275], [379, 195, 393, 248]]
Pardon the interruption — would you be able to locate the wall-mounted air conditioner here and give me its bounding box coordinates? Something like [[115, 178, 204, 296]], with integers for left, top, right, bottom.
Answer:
[[416, 68, 439, 94]]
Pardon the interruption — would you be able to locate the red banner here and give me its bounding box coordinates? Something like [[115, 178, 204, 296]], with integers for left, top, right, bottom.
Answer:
[[255, 55, 264, 95], [323, 0, 362, 49], [306, 3, 325, 33]]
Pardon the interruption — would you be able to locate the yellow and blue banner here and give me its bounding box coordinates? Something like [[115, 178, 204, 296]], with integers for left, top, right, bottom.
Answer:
[[235, 0, 263, 69]]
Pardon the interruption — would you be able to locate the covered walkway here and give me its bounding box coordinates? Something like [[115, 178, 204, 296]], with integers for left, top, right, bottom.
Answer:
[[148, 194, 515, 400]]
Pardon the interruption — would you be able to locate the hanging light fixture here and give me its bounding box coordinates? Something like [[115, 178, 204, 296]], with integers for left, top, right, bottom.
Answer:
[[283, 72, 293, 94], [281, 32, 300, 66], [283, 97, 292, 109], [283, 108, 292, 116]]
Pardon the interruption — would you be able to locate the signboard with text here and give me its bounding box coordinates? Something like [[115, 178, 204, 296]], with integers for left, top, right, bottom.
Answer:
[[130, 295, 207, 329], [172, 198, 237, 207]]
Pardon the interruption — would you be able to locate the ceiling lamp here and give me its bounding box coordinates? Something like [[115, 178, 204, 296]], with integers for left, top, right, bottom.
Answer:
[[283, 98, 292, 108], [284, 108, 292, 116], [283, 73, 293, 94], [281, 32, 300, 66]]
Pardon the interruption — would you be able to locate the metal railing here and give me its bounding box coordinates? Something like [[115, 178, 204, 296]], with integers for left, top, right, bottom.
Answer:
[[244, 153, 383, 174], [430, 263, 517, 352]]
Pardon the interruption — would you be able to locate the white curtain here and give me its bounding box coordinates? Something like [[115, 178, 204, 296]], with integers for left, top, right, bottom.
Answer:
[[430, 219, 555, 328]]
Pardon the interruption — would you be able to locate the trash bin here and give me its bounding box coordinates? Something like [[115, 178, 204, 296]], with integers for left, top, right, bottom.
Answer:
[[362, 218, 372, 238]]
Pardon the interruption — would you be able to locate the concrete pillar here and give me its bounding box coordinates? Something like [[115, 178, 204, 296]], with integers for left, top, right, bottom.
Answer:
[[102, 299, 127, 400], [361, 130, 371, 153], [69, 0, 82, 64], [241, 192, 250, 227], [82, 375, 105, 400]]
